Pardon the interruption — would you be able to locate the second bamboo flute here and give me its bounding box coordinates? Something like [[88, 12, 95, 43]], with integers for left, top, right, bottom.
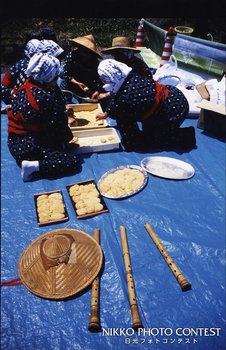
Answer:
[[120, 225, 143, 330]]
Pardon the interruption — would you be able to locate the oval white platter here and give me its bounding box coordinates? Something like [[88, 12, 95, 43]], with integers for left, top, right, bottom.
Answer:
[[141, 156, 195, 180]]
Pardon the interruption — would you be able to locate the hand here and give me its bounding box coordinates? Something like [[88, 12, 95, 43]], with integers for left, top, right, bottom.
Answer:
[[71, 78, 90, 94], [68, 116, 78, 127], [68, 136, 79, 149], [79, 83, 90, 93], [91, 91, 110, 100], [96, 112, 108, 121], [66, 107, 74, 117], [91, 91, 99, 99]]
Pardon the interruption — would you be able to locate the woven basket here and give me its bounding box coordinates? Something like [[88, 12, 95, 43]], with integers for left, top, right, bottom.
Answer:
[[174, 26, 194, 36], [18, 228, 103, 299]]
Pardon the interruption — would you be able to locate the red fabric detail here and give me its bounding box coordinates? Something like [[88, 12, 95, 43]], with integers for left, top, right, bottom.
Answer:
[[140, 81, 169, 121], [7, 80, 43, 135], [17, 80, 40, 111], [2, 68, 12, 87], [7, 109, 42, 135], [155, 80, 169, 105], [10, 85, 20, 99], [1, 277, 22, 286], [25, 82, 40, 111]]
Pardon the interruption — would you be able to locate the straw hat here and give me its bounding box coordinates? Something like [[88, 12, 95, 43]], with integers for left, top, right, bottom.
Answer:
[[68, 34, 102, 58], [18, 228, 103, 299], [101, 36, 141, 54]]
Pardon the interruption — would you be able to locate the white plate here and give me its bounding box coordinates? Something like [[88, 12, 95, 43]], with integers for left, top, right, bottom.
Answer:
[[141, 157, 195, 180], [97, 165, 148, 199], [157, 75, 181, 87]]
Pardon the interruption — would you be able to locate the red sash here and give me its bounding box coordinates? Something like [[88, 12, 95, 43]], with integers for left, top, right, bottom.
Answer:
[[139, 81, 169, 122], [16, 80, 40, 111], [2, 68, 12, 87], [8, 80, 43, 135]]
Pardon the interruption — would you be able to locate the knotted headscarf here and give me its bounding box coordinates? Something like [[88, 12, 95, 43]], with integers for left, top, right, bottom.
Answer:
[[98, 59, 132, 93], [26, 53, 60, 83], [38, 39, 64, 57], [24, 39, 41, 58]]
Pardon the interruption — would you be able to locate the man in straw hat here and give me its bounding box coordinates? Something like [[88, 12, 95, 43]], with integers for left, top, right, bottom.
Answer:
[[96, 36, 152, 121], [101, 36, 151, 77], [60, 34, 110, 105]]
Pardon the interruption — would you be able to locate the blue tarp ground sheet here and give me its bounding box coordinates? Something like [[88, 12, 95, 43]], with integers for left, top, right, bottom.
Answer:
[[1, 107, 226, 350]]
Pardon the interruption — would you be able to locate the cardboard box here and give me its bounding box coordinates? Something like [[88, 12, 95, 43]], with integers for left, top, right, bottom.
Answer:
[[71, 127, 121, 154], [67, 103, 108, 130], [196, 81, 210, 100], [197, 100, 226, 137]]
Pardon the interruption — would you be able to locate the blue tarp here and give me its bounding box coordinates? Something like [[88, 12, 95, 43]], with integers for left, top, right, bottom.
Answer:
[[1, 104, 225, 349]]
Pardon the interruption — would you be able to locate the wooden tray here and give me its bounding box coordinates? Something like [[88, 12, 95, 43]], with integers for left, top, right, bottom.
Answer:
[[67, 103, 108, 130], [66, 180, 109, 219], [70, 127, 121, 154], [34, 190, 69, 226]]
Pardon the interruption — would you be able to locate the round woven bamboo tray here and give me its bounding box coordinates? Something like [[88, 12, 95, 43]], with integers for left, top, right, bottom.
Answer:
[[18, 228, 103, 299]]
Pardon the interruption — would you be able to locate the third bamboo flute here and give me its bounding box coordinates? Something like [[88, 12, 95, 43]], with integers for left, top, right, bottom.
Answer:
[[144, 223, 192, 291]]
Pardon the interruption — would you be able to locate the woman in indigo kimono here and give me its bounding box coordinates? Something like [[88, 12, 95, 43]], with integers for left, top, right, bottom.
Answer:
[[7, 53, 79, 182], [97, 59, 196, 151], [1, 39, 64, 105]]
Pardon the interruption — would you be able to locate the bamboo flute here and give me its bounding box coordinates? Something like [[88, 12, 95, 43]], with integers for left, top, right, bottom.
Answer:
[[88, 228, 101, 332], [144, 223, 191, 291], [120, 225, 143, 330]]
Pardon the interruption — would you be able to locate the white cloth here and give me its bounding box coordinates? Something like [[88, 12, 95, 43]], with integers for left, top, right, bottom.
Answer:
[[205, 76, 226, 106], [26, 53, 60, 83], [38, 40, 64, 57], [24, 39, 41, 58], [98, 59, 132, 93]]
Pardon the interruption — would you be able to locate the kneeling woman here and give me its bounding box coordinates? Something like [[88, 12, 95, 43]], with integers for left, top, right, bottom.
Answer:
[[7, 53, 79, 181], [97, 59, 196, 151]]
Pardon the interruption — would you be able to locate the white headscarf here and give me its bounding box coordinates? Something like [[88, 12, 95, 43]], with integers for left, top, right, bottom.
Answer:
[[26, 53, 60, 84], [38, 39, 64, 57], [98, 59, 132, 93], [24, 39, 41, 58]]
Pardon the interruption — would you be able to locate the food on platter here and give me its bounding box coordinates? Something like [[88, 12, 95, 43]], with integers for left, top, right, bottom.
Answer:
[[67, 180, 108, 218], [34, 191, 68, 225], [98, 166, 148, 199]]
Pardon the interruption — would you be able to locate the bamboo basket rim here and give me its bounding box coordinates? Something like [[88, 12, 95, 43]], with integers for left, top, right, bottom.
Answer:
[[18, 228, 103, 300]]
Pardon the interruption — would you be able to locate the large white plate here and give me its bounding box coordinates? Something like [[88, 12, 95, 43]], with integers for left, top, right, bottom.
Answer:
[[157, 75, 181, 87], [97, 165, 148, 199], [141, 156, 195, 180]]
